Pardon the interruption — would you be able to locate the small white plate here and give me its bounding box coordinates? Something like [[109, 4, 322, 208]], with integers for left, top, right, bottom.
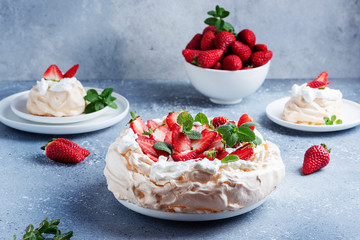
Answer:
[[0, 89, 130, 134], [11, 90, 108, 124], [118, 198, 266, 221], [266, 97, 360, 132]]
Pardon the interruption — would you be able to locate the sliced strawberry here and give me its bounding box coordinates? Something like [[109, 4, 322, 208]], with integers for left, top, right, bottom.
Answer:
[[172, 126, 191, 153], [166, 111, 185, 129], [147, 154, 159, 162], [43, 65, 63, 80], [146, 120, 159, 130], [63, 64, 79, 78], [193, 124, 209, 133], [230, 144, 254, 160], [207, 136, 225, 152], [197, 149, 218, 160], [135, 137, 158, 161], [130, 117, 147, 135], [237, 114, 255, 130], [212, 116, 230, 129], [216, 151, 229, 160], [151, 126, 169, 142], [155, 149, 170, 157], [307, 72, 331, 89], [172, 150, 197, 161], [191, 130, 217, 153], [164, 131, 173, 145]]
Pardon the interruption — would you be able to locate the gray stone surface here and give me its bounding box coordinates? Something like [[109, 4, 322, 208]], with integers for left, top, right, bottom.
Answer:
[[0, 0, 360, 81], [0, 78, 359, 239]]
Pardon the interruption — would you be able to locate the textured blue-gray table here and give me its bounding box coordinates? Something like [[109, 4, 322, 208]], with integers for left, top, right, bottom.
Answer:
[[1, 79, 359, 240]]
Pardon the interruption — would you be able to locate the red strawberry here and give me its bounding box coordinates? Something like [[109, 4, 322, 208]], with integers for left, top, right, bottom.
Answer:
[[129, 113, 147, 135], [242, 66, 253, 70], [212, 61, 222, 69], [191, 130, 217, 153], [146, 120, 159, 130], [249, 50, 273, 67], [166, 111, 185, 129], [186, 33, 202, 50], [302, 144, 331, 175], [63, 64, 79, 78], [207, 136, 225, 152], [251, 44, 268, 53], [222, 54, 243, 70], [172, 126, 191, 153], [216, 151, 229, 160], [231, 144, 254, 160], [197, 49, 224, 68], [237, 114, 255, 130], [135, 137, 158, 161], [212, 116, 230, 129], [41, 138, 90, 163], [182, 49, 202, 64], [197, 149, 217, 160], [151, 126, 170, 142], [231, 41, 251, 62], [307, 72, 331, 89], [203, 25, 218, 35], [164, 131, 173, 145], [43, 65, 63, 80], [172, 150, 197, 161], [236, 29, 256, 47], [214, 31, 236, 52], [200, 31, 216, 50]]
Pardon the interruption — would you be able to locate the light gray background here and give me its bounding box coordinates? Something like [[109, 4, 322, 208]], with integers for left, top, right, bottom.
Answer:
[[0, 0, 360, 81]]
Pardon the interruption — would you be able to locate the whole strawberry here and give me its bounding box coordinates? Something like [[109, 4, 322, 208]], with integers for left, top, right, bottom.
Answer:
[[231, 41, 251, 62], [302, 144, 331, 175], [41, 138, 90, 163], [249, 50, 273, 67], [196, 49, 224, 68], [214, 31, 235, 52], [182, 49, 202, 63], [200, 30, 216, 50], [236, 29, 256, 47], [222, 54, 242, 70], [186, 33, 202, 50]]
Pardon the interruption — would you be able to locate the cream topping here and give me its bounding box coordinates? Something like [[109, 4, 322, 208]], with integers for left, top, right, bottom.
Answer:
[[292, 83, 342, 103]]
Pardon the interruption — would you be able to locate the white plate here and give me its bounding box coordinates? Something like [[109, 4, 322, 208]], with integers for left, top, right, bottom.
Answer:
[[118, 198, 266, 221], [266, 97, 360, 132], [11, 90, 109, 124], [0, 90, 130, 134]]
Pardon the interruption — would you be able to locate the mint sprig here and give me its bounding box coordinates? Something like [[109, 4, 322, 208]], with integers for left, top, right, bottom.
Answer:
[[84, 88, 118, 114], [153, 142, 173, 155], [14, 218, 73, 240], [177, 112, 202, 139], [204, 5, 235, 33], [221, 155, 239, 163], [217, 122, 261, 147], [194, 112, 209, 125], [323, 115, 343, 125]]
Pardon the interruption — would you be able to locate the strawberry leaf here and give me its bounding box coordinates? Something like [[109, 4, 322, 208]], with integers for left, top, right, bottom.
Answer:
[[153, 142, 173, 155], [221, 154, 239, 163]]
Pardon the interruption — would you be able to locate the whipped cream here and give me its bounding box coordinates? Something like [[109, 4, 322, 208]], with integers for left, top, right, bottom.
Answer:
[[283, 83, 343, 124], [291, 84, 342, 103], [104, 124, 285, 213], [26, 77, 86, 117]]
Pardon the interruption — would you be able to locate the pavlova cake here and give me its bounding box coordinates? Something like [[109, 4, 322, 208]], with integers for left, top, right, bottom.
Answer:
[[26, 64, 86, 117], [282, 72, 343, 125], [104, 111, 285, 213]]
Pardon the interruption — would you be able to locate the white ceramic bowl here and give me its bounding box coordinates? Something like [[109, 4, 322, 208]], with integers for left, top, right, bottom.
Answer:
[[185, 60, 271, 104]]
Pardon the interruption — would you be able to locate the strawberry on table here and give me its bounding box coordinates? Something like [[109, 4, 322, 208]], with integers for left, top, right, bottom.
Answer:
[[302, 144, 331, 175], [41, 138, 90, 163], [63, 64, 79, 78], [249, 50, 273, 67], [236, 29, 256, 47], [43, 64, 63, 80], [186, 33, 202, 50]]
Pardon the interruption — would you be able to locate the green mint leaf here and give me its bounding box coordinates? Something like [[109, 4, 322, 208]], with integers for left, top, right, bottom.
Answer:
[[221, 154, 239, 163], [336, 119, 343, 124], [194, 112, 209, 125], [84, 102, 97, 114], [239, 122, 258, 128], [184, 130, 202, 139], [238, 126, 256, 140], [216, 5, 221, 14], [25, 224, 34, 233], [177, 112, 193, 125], [153, 142, 173, 155], [53, 231, 74, 240], [28, 232, 37, 240], [323, 117, 329, 121], [95, 101, 105, 111], [237, 133, 255, 143], [207, 10, 218, 17], [253, 135, 263, 146], [204, 17, 217, 26], [331, 115, 336, 121], [220, 10, 229, 18], [227, 132, 239, 147], [101, 88, 113, 98], [107, 101, 118, 109], [84, 89, 99, 102], [183, 119, 194, 132], [214, 19, 225, 32], [223, 22, 235, 33], [49, 219, 60, 226]]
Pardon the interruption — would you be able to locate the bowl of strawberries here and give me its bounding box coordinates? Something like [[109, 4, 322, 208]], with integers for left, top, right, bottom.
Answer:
[[182, 5, 272, 104]]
